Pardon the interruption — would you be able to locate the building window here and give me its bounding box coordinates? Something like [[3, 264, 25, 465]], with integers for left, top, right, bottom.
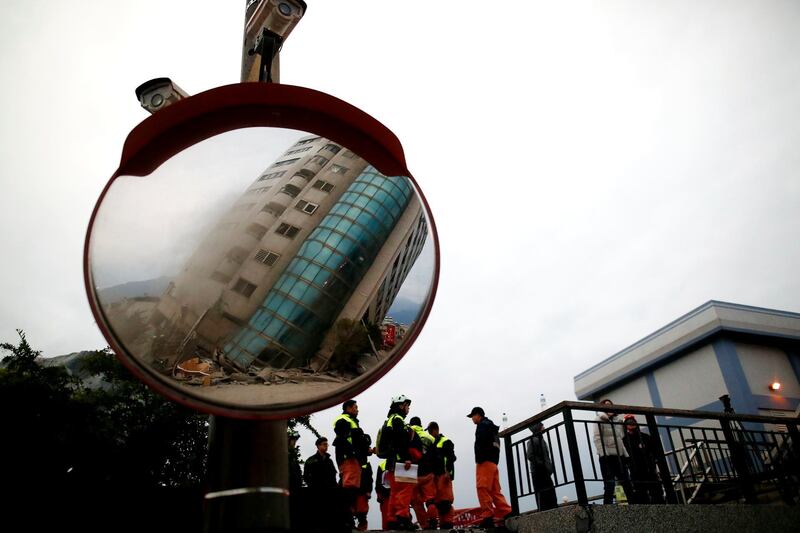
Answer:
[[261, 202, 286, 216], [211, 271, 232, 284], [295, 136, 320, 145], [246, 223, 268, 239], [279, 183, 302, 198], [275, 223, 301, 239], [272, 158, 300, 168], [246, 186, 272, 195], [329, 164, 348, 175], [286, 146, 312, 155], [293, 168, 316, 181], [258, 170, 285, 181], [341, 150, 357, 159], [312, 179, 335, 193], [232, 278, 257, 297], [320, 143, 341, 154], [295, 200, 319, 215], [309, 155, 329, 166], [254, 249, 280, 266], [226, 246, 248, 264]]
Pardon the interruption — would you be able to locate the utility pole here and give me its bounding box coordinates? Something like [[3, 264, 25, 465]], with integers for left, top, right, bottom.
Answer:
[[203, 4, 306, 532]]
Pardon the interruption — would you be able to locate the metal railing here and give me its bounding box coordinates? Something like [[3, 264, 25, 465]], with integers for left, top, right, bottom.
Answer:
[[499, 400, 800, 514]]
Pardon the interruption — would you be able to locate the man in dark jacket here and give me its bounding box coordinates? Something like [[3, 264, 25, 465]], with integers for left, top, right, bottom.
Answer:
[[526, 423, 558, 511], [468, 406, 513, 528], [622, 415, 665, 504], [303, 436, 339, 532]]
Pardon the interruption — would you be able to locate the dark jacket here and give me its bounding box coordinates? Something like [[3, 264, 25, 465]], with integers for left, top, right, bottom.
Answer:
[[303, 451, 337, 490], [622, 429, 659, 477], [432, 435, 457, 478], [474, 417, 501, 464], [375, 461, 390, 501], [525, 434, 553, 476], [384, 410, 411, 469]]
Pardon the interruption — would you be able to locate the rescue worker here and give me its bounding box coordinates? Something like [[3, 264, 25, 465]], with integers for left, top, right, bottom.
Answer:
[[408, 416, 436, 529], [333, 399, 371, 531], [381, 394, 418, 531], [375, 459, 391, 531], [427, 421, 457, 529], [468, 406, 513, 528]]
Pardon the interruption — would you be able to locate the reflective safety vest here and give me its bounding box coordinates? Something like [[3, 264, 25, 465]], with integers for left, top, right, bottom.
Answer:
[[436, 435, 454, 478], [409, 425, 435, 451], [377, 413, 406, 460], [333, 413, 359, 445]]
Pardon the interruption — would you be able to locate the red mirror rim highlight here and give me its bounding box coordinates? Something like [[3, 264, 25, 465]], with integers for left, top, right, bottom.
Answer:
[[84, 82, 440, 419]]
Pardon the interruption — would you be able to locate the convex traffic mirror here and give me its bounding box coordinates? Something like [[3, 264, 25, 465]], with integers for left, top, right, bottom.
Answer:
[[85, 84, 439, 418]]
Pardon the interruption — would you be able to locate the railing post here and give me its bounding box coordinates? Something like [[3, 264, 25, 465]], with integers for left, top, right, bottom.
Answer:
[[504, 434, 520, 516], [645, 413, 678, 503], [719, 418, 757, 504], [787, 421, 800, 481], [563, 409, 588, 506]]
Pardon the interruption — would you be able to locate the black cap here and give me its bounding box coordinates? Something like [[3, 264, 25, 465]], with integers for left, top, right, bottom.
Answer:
[[466, 406, 485, 417]]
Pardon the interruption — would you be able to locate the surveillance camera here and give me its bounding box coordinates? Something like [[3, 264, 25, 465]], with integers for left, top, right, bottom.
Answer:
[[245, 0, 306, 40], [241, 0, 307, 82], [134, 77, 189, 115]]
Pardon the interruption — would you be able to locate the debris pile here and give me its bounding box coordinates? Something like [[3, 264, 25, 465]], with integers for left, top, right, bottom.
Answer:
[[171, 356, 347, 387]]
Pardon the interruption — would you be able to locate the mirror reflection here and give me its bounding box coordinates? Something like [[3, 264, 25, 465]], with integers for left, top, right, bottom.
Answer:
[[89, 128, 434, 410]]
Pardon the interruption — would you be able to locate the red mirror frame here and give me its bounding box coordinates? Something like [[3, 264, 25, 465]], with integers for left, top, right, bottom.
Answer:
[[84, 83, 439, 419]]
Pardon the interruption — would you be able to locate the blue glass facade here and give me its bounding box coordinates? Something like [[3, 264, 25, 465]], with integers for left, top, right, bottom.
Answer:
[[224, 166, 414, 369]]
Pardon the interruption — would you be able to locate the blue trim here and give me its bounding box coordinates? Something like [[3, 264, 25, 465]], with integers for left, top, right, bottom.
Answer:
[[577, 326, 800, 399], [646, 372, 663, 408], [575, 300, 800, 380], [712, 339, 763, 431], [788, 350, 800, 385], [712, 339, 756, 413], [646, 372, 673, 452]]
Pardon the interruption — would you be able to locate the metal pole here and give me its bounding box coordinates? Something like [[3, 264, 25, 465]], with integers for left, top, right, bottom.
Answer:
[[645, 413, 678, 503], [204, 4, 301, 531], [719, 418, 756, 504], [204, 417, 289, 532], [504, 435, 520, 516], [563, 409, 588, 506]]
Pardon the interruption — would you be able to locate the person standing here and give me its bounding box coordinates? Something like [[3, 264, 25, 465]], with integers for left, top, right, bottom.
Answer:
[[408, 416, 436, 529], [526, 422, 558, 511], [427, 421, 457, 529], [592, 399, 634, 504], [303, 436, 339, 532], [622, 414, 665, 504], [381, 394, 417, 531], [468, 406, 513, 528], [374, 459, 391, 531], [332, 399, 370, 531]]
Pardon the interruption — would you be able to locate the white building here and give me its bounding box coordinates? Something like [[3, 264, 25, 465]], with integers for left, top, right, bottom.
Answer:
[[574, 301, 800, 424]]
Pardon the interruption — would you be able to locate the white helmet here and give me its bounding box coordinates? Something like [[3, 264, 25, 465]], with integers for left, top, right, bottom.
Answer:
[[391, 394, 411, 404]]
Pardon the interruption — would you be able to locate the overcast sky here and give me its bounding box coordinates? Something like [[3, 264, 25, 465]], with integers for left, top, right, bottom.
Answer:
[[2, 0, 799, 518]]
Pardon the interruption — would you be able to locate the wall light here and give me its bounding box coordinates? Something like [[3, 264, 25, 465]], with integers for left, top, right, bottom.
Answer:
[[769, 381, 781, 392]]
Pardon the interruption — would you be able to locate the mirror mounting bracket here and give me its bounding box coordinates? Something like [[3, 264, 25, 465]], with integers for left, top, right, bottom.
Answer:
[[250, 28, 283, 83]]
